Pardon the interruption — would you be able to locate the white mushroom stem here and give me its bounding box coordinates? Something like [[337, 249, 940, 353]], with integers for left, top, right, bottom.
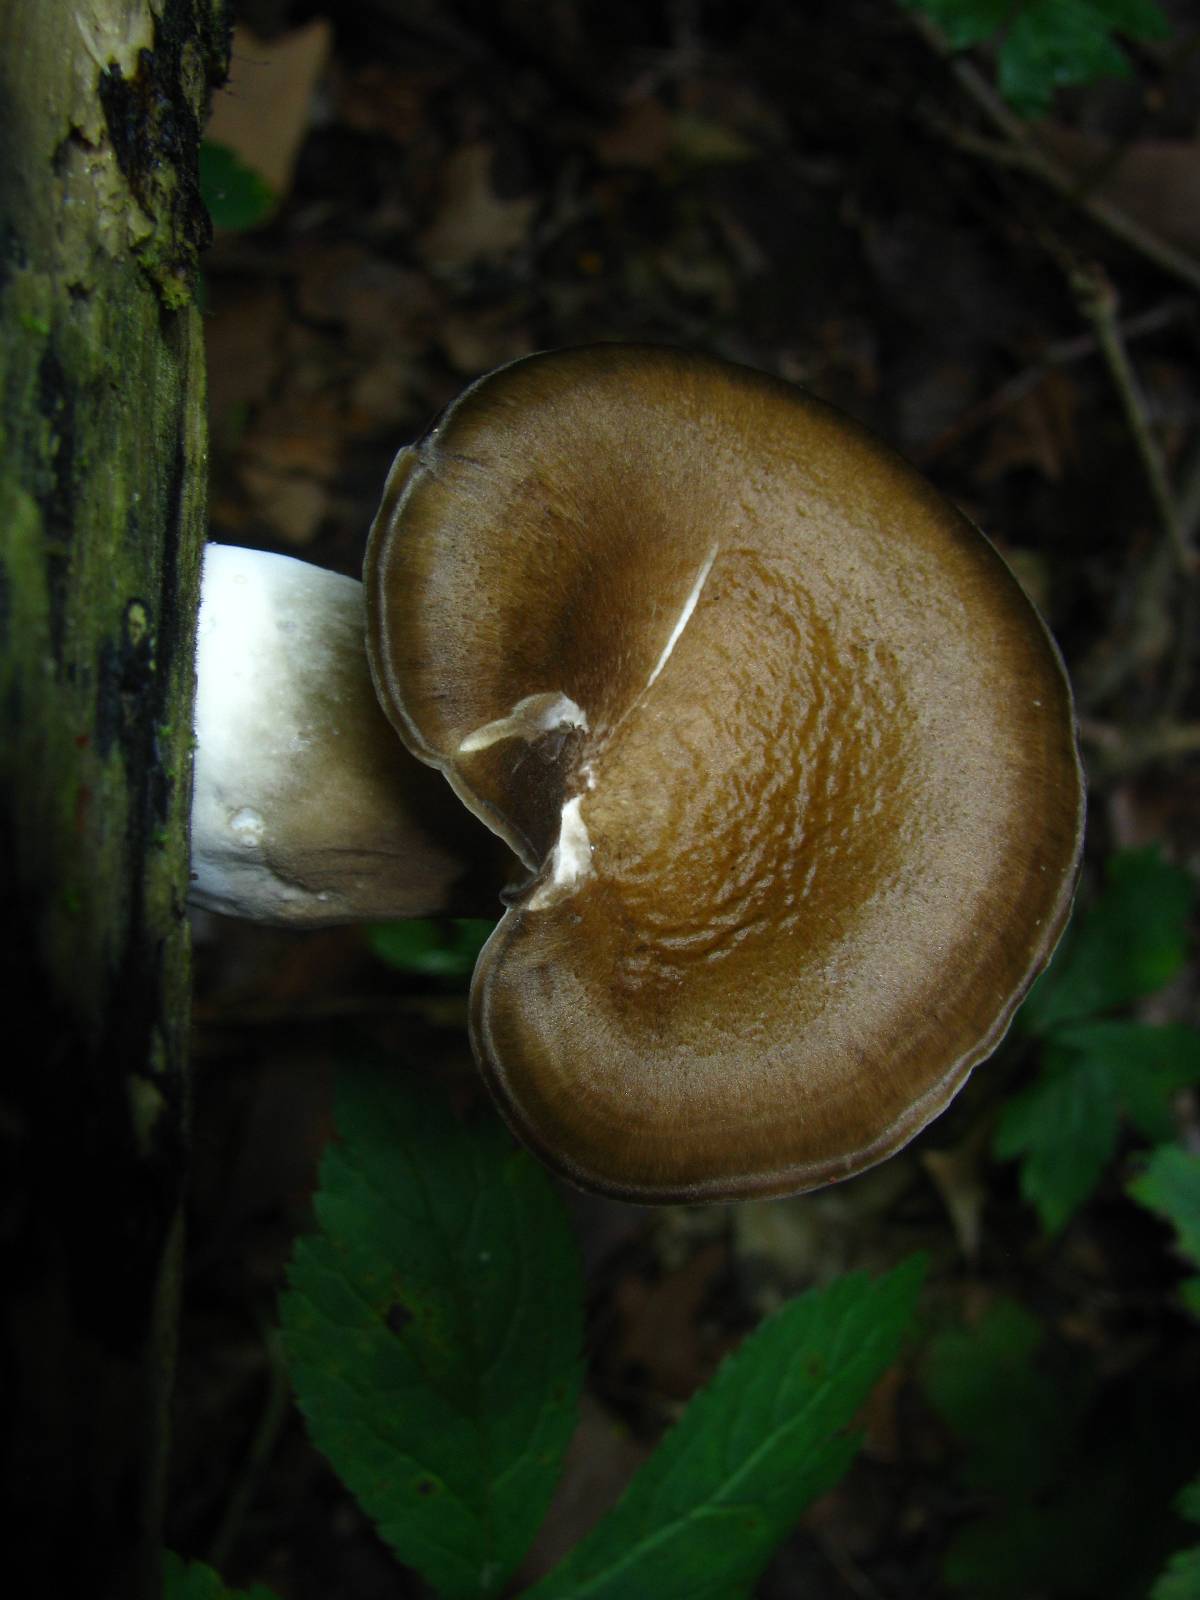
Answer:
[[190, 543, 499, 925]]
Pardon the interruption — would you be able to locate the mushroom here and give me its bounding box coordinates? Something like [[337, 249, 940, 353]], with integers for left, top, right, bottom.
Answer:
[[193, 344, 1085, 1203], [190, 542, 503, 923]]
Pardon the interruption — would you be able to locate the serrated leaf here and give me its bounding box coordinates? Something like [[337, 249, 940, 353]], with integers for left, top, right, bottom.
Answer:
[[367, 917, 495, 981], [280, 1060, 583, 1600], [1129, 1146, 1200, 1267], [525, 1256, 925, 1600], [995, 1023, 1200, 1232], [1000, 1, 1134, 114], [994, 1042, 1121, 1232], [1020, 848, 1194, 1035], [900, 0, 1170, 115], [1052, 1021, 1200, 1142], [163, 1552, 278, 1600], [199, 141, 276, 232], [898, 0, 1012, 49]]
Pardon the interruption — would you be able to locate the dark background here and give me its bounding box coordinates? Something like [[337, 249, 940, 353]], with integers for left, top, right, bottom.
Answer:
[[177, 4, 1200, 1596]]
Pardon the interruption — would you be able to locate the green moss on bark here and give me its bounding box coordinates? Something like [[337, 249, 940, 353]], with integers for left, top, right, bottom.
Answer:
[[0, 2, 229, 1595]]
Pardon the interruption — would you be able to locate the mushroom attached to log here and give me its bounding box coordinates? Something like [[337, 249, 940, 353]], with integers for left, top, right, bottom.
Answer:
[[192, 344, 1085, 1203], [191, 542, 505, 923]]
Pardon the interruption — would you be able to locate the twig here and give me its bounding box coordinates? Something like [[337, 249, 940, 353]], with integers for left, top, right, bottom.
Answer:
[[1167, 580, 1200, 717], [1072, 265, 1193, 575], [1072, 538, 1175, 713], [906, 13, 1200, 717], [1079, 717, 1200, 778], [1178, 433, 1200, 549], [1069, 264, 1197, 713], [909, 14, 1200, 297], [917, 298, 1191, 464]]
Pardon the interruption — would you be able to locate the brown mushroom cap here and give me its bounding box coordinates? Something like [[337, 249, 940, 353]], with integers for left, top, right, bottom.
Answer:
[[365, 345, 1084, 1202]]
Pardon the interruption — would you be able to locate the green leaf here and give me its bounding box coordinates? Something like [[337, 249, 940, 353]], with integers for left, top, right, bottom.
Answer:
[[1151, 1546, 1200, 1600], [922, 1298, 1081, 1496], [941, 1498, 1078, 1596], [923, 1307, 1182, 1597], [199, 141, 276, 232], [1129, 1146, 1200, 1267], [942, 1456, 1165, 1597], [1178, 1477, 1200, 1527], [1000, 1, 1148, 115], [996, 849, 1199, 1234], [926, 1298, 1196, 1597], [994, 1042, 1121, 1233], [1053, 1021, 1200, 1142], [525, 1257, 925, 1600], [1020, 848, 1194, 1035], [280, 1059, 583, 1600], [900, 0, 1170, 115], [163, 1552, 278, 1600], [367, 917, 495, 981], [898, 0, 1012, 49]]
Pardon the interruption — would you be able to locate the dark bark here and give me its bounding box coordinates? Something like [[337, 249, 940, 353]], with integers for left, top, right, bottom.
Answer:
[[0, 2, 228, 1594]]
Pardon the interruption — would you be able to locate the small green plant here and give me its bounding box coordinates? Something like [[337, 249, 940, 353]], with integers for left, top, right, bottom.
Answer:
[[199, 142, 276, 233], [367, 916, 496, 982], [163, 1551, 275, 1599], [925, 846, 1200, 1598], [922, 1294, 1192, 1597], [900, 0, 1171, 114], [1129, 1146, 1200, 1600], [994, 847, 1200, 1233], [1130, 1143, 1200, 1316], [1149, 1477, 1200, 1600], [169, 851, 1199, 1597], [168, 1058, 924, 1599]]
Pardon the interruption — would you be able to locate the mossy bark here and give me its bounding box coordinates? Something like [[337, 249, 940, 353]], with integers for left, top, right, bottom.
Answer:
[[0, 2, 228, 1594]]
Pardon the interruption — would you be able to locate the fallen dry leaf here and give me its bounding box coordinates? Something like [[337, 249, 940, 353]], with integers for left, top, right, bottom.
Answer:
[[514, 1395, 649, 1587], [594, 95, 673, 169], [1035, 123, 1200, 259], [208, 21, 333, 208], [976, 369, 1081, 484], [611, 1240, 734, 1401], [418, 143, 537, 272]]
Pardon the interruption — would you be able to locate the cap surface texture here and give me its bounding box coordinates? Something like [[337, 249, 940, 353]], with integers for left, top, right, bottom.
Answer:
[[366, 346, 1084, 1201]]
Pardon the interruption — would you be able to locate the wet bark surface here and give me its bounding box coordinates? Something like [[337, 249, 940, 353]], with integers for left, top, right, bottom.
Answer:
[[0, 3, 228, 1594]]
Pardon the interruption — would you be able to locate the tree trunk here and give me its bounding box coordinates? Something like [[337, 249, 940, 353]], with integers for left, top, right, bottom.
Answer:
[[0, 2, 227, 1594]]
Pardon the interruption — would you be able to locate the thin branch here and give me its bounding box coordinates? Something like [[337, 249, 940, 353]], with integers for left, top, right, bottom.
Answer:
[[1178, 432, 1200, 548], [1073, 537, 1176, 713], [1079, 717, 1200, 778], [1069, 264, 1197, 713], [909, 13, 1200, 297], [1071, 264, 1193, 574], [917, 298, 1191, 464]]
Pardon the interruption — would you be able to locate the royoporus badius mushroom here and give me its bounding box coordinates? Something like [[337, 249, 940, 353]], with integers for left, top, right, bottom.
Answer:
[[192, 345, 1085, 1203]]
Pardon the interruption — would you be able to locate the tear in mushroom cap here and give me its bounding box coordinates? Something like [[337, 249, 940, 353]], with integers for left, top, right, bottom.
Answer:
[[365, 345, 1084, 1203]]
